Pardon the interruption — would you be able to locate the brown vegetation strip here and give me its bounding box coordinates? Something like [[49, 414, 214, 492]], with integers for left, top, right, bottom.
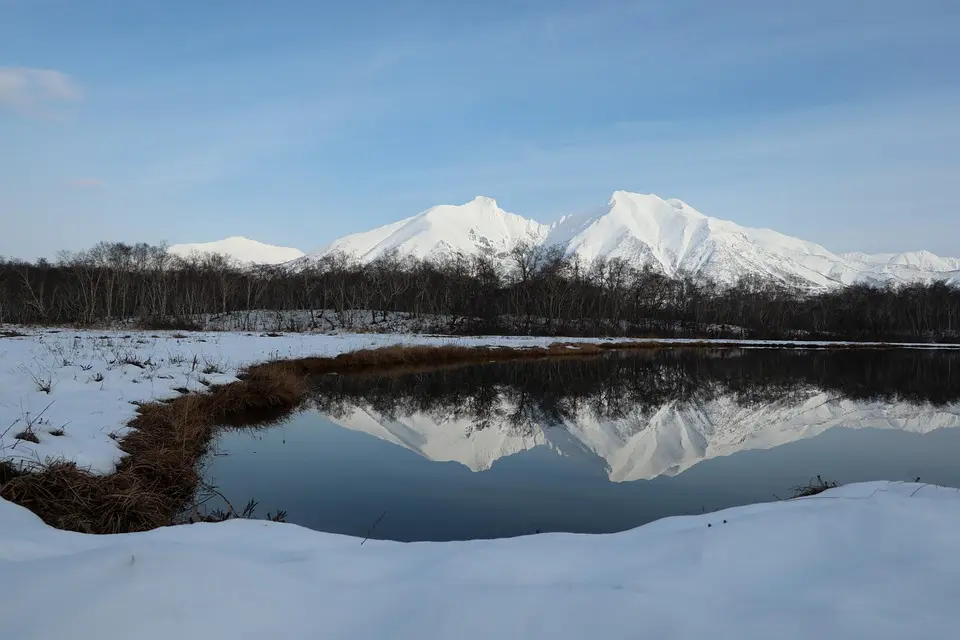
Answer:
[[0, 339, 900, 534], [0, 365, 306, 534]]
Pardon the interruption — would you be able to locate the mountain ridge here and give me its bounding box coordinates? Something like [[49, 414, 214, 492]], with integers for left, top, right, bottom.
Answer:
[[300, 191, 959, 289], [178, 192, 958, 289], [168, 236, 305, 265], [313, 196, 549, 263]]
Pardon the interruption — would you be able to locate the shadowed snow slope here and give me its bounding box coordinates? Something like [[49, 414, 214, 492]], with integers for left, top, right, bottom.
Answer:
[[2, 481, 959, 639], [168, 236, 305, 265], [327, 392, 960, 481], [303, 191, 959, 290]]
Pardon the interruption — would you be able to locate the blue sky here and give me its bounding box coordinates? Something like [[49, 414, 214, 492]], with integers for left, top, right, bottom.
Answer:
[[2, 0, 959, 260]]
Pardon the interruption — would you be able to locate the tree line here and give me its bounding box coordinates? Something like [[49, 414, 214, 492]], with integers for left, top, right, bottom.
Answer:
[[1, 240, 959, 342]]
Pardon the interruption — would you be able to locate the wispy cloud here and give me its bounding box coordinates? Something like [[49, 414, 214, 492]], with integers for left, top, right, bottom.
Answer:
[[0, 66, 80, 117]]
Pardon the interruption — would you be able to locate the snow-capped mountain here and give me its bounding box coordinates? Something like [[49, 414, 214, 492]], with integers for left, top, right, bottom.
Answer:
[[842, 250, 960, 273], [323, 393, 960, 482], [545, 191, 849, 288], [302, 191, 958, 290], [311, 196, 549, 263], [168, 236, 305, 265]]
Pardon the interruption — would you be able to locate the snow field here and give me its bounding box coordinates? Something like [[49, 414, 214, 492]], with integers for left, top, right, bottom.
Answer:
[[1, 481, 959, 639]]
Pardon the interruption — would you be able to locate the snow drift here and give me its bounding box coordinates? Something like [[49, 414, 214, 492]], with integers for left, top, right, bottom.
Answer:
[[2, 481, 959, 639]]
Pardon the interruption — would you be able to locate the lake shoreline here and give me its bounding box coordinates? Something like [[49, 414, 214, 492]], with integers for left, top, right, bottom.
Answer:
[[2, 328, 959, 535]]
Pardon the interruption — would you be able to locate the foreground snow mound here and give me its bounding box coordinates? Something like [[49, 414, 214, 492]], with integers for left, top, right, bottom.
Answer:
[[1, 481, 958, 639]]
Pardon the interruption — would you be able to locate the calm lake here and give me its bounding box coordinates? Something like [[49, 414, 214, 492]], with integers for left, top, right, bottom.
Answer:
[[200, 348, 960, 541]]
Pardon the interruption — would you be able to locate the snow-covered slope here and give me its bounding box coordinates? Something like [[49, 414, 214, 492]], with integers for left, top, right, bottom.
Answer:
[[306, 196, 549, 263], [841, 251, 960, 287], [5, 481, 960, 640], [325, 391, 960, 482], [304, 191, 958, 290], [168, 236, 304, 265], [547, 192, 849, 288], [843, 250, 960, 273]]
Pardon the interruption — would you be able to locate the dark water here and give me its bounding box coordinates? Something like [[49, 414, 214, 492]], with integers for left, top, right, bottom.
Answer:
[[201, 348, 960, 541]]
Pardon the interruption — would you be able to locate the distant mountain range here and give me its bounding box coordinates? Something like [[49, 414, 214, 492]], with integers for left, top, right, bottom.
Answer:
[[172, 192, 960, 290]]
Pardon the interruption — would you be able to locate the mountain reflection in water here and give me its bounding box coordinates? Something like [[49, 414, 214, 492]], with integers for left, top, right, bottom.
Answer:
[[202, 348, 960, 540], [310, 349, 960, 481]]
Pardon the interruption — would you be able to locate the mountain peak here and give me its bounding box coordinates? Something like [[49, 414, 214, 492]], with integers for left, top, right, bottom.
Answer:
[[168, 237, 305, 265], [422, 196, 503, 221], [607, 191, 704, 218], [310, 195, 547, 262], [468, 195, 498, 207]]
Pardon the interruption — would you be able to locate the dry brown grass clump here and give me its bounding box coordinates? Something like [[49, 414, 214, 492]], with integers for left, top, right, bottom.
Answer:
[[13, 428, 40, 444], [0, 460, 24, 484], [245, 340, 683, 380], [0, 460, 174, 533], [791, 475, 839, 498]]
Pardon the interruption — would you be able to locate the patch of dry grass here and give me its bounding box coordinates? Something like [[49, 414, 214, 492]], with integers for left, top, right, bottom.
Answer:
[[791, 475, 839, 498], [0, 460, 24, 484], [13, 428, 40, 444], [0, 364, 306, 533], [245, 340, 688, 380]]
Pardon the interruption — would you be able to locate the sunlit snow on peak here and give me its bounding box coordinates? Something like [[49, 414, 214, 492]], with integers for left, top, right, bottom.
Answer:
[[286, 191, 960, 290]]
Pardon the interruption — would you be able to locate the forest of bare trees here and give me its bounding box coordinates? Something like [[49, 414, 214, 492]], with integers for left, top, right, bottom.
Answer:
[[1, 240, 959, 342]]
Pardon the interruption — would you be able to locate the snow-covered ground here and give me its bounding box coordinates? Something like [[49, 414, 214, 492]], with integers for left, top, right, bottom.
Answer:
[[1, 480, 959, 639], [2, 327, 959, 475]]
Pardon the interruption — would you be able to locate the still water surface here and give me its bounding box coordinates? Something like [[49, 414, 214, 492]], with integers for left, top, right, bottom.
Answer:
[[202, 348, 960, 541]]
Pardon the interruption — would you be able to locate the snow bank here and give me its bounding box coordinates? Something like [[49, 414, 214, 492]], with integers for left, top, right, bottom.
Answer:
[[1, 481, 958, 639]]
